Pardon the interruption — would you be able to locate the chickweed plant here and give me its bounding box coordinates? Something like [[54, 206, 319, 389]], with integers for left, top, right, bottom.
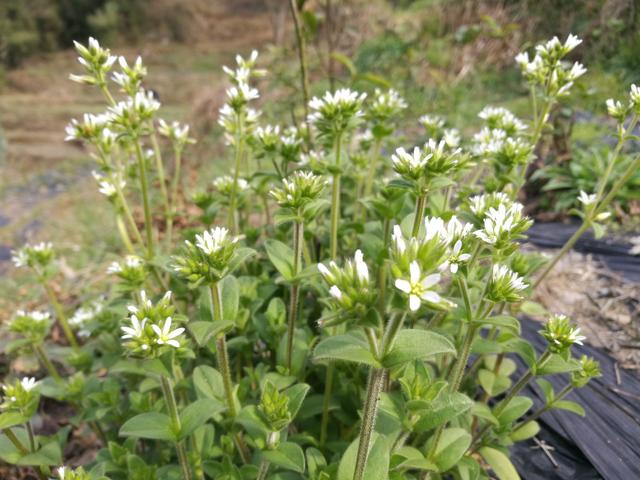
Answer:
[[9, 33, 640, 480]]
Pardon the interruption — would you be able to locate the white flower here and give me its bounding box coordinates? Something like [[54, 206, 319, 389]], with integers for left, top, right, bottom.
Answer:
[[57, 466, 67, 479], [492, 264, 528, 292], [353, 249, 369, 283], [577, 190, 597, 207], [21, 377, 37, 391], [391, 225, 407, 254], [391, 146, 430, 178], [151, 317, 184, 348], [630, 84, 640, 106], [194, 227, 238, 255], [441, 240, 472, 274], [121, 315, 146, 340], [567, 62, 587, 81], [474, 203, 526, 245], [394, 261, 441, 311], [472, 127, 506, 155], [418, 114, 445, 131], [329, 285, 342, 299], [564, 33, 582, 53], [443, 128, 461, 147]]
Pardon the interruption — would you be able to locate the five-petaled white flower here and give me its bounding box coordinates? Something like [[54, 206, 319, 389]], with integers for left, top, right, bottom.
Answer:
[[121, 315, 146, 341], [151, 317, 184, 348], [21, 377, 37, 391], [395, 261, 441, 311], [577, 190, 597, 207]]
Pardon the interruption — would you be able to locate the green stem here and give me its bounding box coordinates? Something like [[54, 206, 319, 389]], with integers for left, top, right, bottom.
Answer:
[[160, 376, 192, 480], [229, 116, 245, 234], [353, 368, 385, 480], [256, 460, 270, 480], [167, 147, 183, 248], [3, 428, 29, 455], [33, 344, 63, 384], [512, 383, 573, 434], [412, 193, 427, 237], [533, 221, 590, 290], [288, 0, 312, 144], [286, 220, 304, 372], [363, 138, 383, 200], [133, 138, 155, 259], [116, 214, 135, 254], [43, 282, 78, 349], [377, 219, 391, 313], [210, 283, 237, 417], [320, 363, 334, 446], [329, 133, 343, 259], [150, 130, 171, 222], [116, 187, 145, 248], [26, 422, 36, 452]]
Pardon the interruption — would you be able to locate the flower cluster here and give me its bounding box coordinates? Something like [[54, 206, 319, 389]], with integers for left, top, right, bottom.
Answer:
[[108, 255, 147, 289], [213, 175, 250, 201], [540, 314, 586, 354], [8, 310, 52, 343], [308, 88, 367, 144], [487, 264, 528, 303], [478, 107, 527, 137], [112, 56, 147, 95], [218, 51, 263, 143], [158, 119, 195, 151], [392, 140, 463, 190], [56, 466, 92, 480], [606, 83, 640, 122], [389, 218, 449, 276], [69, 37, 116, 86], [515, 34, 586, 98], [107, 90, 161, 134], [367, 89, 407, 138], [174, 227, 240, 285], [121, 291, 184, 355], [270, 171, 326, 213], [474, 202, 533, 251], [69, 300, 104, 338], [1, 377, 39, 416], [93, 171, 125, 201], [11, 242, 55, 271], [258, 382, 292, 432], [571, 355, 601, 388], [318, 250, 376, 320]]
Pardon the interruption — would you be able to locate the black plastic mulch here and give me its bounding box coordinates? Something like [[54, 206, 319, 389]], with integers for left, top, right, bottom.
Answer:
[[526, 222, 640, 282], [509, 317, 640, 480]]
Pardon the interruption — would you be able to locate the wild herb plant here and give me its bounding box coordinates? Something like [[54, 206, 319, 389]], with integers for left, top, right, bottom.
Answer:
[[8, 33, 640, 480]]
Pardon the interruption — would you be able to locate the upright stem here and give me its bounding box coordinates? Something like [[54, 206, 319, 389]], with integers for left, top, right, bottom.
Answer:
[[329, 134, 343, 259], [533, 221, 590, 289], [167, 147, 183, 247], [160, 375, 192, 480], [256, 460, 270, 480], [229, 117, 245, 234], [377, 219, 391, 313], [319, 362, 334, 446], [33, 344, 62, 384], [116, 214, 135, 254], [133, 139, 155, 259], [26, 422, 36, 452], [211, 283, 237, 417], [43, 282, 78, 349], [150, 130, 171, 224], [512, 383, 573, 434], [117, 188, 145, 248], [288, 0, 312, 142], [412, 193, 427, 237], [353, 368, 385, 480], [363, 138, 383, 200], [286, 220, 304, 372], [3, 428, 29, 455]]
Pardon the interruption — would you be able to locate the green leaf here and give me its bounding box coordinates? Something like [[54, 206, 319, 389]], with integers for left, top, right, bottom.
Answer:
[[262, 442, 305, 473], [337, 433, 390, 480], [471, 402, 499, 426], [0, 412, 28, 430], [17, 441, 62, 466], [119, 412, 176, 441], [110, 358, 171, 377], [265, 240, 295, 281], [510, 420, 540, 442], [553, 400, 585, 416], [313, 333, 380, 368], [476, 315, 521, 335], [535, 355, 581, 376], [382, 329, 455, 368], [502, 339, 536, 369], [429, 428, 471, 472], [519, 301, 547, 317], [479, 447, 521, 480], [188, 321, 234, 347], [227, 247, 256, 274], [283, 383, 311, 421], [306, 447, 326, 478], [478, 369, 511, 396], [536, 378, 555, 404], [413, 393, 473, 432], [392, 446, 437, 471], [179, 399, 226, 440], [193, 365, 225, 402], [221, 275, 240, 323], [330, 52, 356, 76], [496, 396, 532, 425]]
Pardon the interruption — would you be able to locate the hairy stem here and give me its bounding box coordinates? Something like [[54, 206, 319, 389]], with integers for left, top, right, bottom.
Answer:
[[288, 0, 312, 143], [3, 428, 29, 455], [286, 220, 304, 372], [229, 116, 245, 234], [133, 139, 155, 259], [353, 368, 385, 480], [412, 193, 427, 237], [43, 282, 78, 349], [116, 214, 135, 254], [160, 375, 192, 480], [211, 283, 237, 418], [33, 344, 63, 384], [167, 146, 183, 248], [329, 133, 343, 259]]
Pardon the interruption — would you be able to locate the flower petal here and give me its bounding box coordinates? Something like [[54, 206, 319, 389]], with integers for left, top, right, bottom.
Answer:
[[395, 279, 411, 293], [409, 295, 421, 311]]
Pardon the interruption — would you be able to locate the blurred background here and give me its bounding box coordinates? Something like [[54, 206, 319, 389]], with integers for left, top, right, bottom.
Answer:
[[1, 0, 639, 314]]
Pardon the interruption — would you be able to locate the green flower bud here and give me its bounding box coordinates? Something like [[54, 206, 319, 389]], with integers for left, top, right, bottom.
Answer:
[[540, 314, 586, 354]]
